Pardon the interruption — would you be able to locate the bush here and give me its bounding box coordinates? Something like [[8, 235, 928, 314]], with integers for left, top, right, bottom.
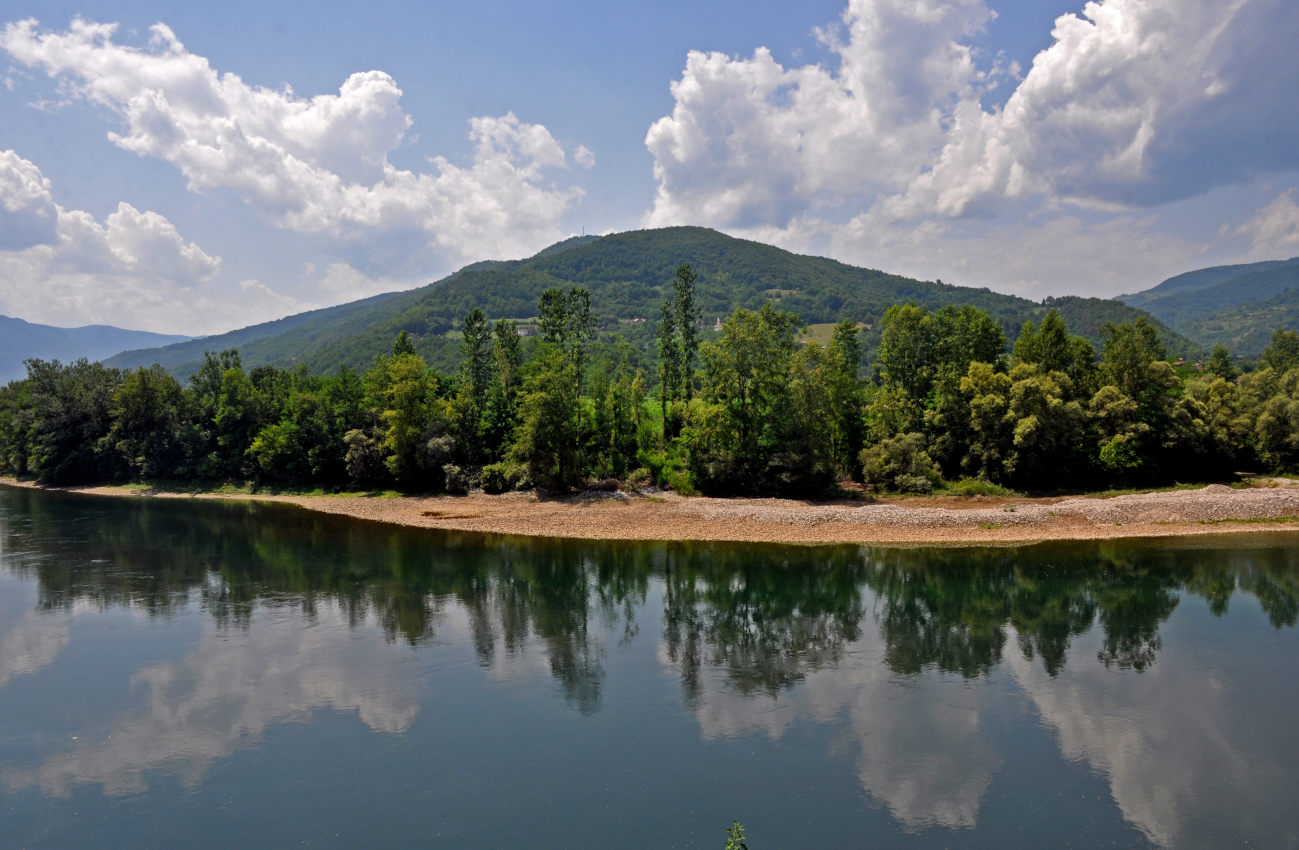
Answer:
[[860, 432, 941, 494], [941, 476, 1017, 497], [480, 462, 510, 494], [443, 464, 470, 495]]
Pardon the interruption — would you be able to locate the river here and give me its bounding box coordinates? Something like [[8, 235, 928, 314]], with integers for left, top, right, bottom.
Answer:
[[1, 484, 1296, 848]]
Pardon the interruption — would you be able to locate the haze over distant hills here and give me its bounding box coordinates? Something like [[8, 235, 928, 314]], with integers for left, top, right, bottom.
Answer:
[[104, 227, 1195, 379], [0, 316, 189, 384], [1119, 258, 1299, 357]]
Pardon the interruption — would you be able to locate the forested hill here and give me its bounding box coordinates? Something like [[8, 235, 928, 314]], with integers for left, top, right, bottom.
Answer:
[[1119, 259, 1297, 308], [1118, 257, 1299, 356], [0, 315, 189, 383], [106, 226, 1194, 378]]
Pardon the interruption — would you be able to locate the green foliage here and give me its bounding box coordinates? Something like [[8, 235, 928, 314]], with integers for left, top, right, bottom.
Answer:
[[724, 820, 749, 850], [10, 250, 1299, 498], [941, 477, 1017, 497], [860, 432, 941, 494], [1205, 343, 1237, 379], [1262, 329, 1299, 373]]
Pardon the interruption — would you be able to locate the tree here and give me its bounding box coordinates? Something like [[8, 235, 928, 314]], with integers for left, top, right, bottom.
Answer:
[[535, 287, 595, 475], [481, 320, 523, 462], [1262, 329, 1299, 373], [364, 348, 444, 487], [825, 319, 865, 475], [1204, 344, 1236, 380], [453, 308, 494, 463], [19, 358, 123, 484], [393, 330, 417, 356], [656, 263, 701, 438], [691, 304, 804, 493], [1013, 309, 1096, 395], [107, 365, 184, 479], [510, 347, 580, 489]]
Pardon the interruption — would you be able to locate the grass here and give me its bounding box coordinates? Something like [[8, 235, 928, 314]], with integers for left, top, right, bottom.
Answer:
[[977, 522, 1004, 530], [1085, 482, 1207, 498]]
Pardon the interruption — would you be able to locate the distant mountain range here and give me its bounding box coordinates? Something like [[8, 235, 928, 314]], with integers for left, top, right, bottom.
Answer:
[[1120, 258, 1299, 357], [105, 226, 1195, 379], [0, 316, 190, 384]]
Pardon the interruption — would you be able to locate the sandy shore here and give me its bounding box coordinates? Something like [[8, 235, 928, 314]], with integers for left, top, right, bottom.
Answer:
[[6, 476, 1299, 546]]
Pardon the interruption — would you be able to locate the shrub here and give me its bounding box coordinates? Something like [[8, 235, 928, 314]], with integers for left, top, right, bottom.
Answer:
[[942, 476, 1017, 497], [480, 462, 510, 494], [859, 432, 941, 494], [443, 464, 470, 495]]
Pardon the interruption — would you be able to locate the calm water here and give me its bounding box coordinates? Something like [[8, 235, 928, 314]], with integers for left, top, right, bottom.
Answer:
[[1, 486, 1297, 848]]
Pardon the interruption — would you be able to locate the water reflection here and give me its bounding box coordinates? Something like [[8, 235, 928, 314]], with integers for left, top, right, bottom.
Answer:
[[4, 601, 420, 796], [2, 486, 1298, 846]]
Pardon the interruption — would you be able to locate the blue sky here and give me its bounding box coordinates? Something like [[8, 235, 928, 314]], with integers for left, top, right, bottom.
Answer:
[[1, 0, 1296, 334]]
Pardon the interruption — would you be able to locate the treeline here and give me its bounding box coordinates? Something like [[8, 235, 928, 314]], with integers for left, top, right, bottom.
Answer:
[[3, 264, 1299, 496]]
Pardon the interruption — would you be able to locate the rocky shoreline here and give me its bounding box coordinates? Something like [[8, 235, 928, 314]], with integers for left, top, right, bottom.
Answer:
[[6, 477, 1299, 546]]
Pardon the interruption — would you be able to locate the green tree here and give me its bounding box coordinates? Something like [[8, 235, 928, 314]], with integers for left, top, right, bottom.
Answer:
[[364, 346, 445, 487], [392, 330, 417, 356], [825, 319, 865, 476], [19, 358, 123, 484], [1204, 344, 1236, 380], [1261, 329, 1299, 373], [690, 304, 805, 493], [107, 365, 184, 479], [510, 347, 580, 489], [481, 319, 523, 462]]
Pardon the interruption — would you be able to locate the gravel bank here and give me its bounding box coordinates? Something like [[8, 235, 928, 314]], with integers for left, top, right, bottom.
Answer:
[[6, 478, 1299, 546]]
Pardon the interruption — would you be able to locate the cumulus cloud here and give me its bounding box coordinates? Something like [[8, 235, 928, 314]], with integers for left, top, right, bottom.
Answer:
[[645, 0, 998, 228], [2, 601, 420, 797], [0, 148, 234, 330], [1005, 626, 1296, 848], [0, 148, 60, 250], [1, 18, 588, 267], [644, 0, 1299, 292], [649, 0, 1299, 228]]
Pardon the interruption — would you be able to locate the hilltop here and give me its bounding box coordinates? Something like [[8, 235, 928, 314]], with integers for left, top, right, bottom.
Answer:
[[1120, 258, 1299, 357], [106, 226, 1195, 378]]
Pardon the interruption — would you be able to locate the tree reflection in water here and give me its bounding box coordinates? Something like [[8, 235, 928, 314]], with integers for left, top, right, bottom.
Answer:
[[3, 486, 1299, 703]]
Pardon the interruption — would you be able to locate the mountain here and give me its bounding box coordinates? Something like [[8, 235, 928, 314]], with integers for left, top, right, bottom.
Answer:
[[107, 226, 1197, 378], [1119, 259, 1296, 308], [1, 316, 190, 384], [1118, 258, 1299, 357]]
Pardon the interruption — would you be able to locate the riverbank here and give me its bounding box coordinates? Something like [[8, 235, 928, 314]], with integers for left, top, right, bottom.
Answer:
[[6, 476, 1299, 545]]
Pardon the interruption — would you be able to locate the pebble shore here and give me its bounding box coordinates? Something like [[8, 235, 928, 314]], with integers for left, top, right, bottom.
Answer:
[[7, 478, 1299, 546]]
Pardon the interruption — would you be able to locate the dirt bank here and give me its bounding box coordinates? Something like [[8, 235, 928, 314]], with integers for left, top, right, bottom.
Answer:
[[6, 477, 1299, 546]]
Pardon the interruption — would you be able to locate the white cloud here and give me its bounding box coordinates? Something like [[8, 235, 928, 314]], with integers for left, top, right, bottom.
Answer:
[[665, 627, 1002, 830], [0, 148, 249, 332], [1005, 625, 1296, 848], [644, 0, 1299, 294], [1, 18, 589, 268], [0, 148, 59, 249], [2, 601, 419, 797], [1234, 190, 1299, 256]]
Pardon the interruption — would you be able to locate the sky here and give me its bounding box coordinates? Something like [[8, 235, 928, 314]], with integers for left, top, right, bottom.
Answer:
[[0, 0, 1297, 335]]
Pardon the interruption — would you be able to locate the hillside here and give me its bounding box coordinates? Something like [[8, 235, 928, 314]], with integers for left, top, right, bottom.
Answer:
[[1119, 259, 1295, 308], [1181, 287, 1299, 356], [1, 316, 189, 384], [1117, 258, 1299, 357], [108, 226, 1196, 378], [1125, 261, 1299, 328]]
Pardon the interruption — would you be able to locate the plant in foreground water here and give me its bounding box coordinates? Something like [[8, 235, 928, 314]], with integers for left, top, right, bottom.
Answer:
[[724, 820, 748, 850]]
